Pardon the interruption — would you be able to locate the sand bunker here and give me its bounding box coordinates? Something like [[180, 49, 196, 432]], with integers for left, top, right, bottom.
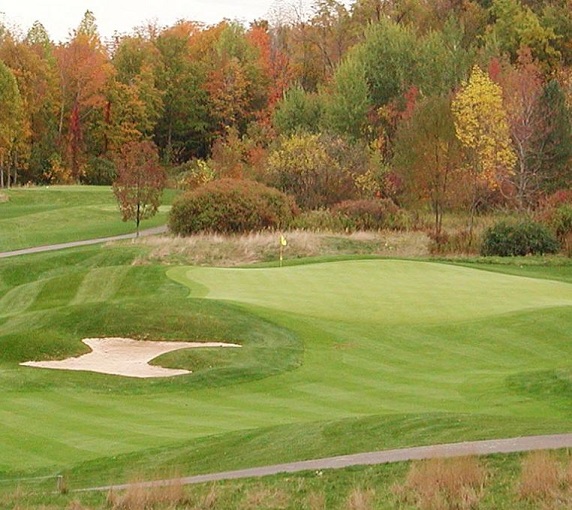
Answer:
[[21, 337, 241, 378]]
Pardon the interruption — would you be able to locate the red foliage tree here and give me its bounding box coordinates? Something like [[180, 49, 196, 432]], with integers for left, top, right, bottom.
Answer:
[[112, 140, 166, 235]]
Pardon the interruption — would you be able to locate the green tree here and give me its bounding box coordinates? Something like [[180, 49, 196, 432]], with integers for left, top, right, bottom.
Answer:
[[359, 19, 419, 107], [417, 19, 473, 96], [323, 54, 371, 140], [273, 85, 323, 135], [486, 0, 560, 67], [112, 140, 166, 236], [532, 79, 572, 192], [111, 35, 164, 143]]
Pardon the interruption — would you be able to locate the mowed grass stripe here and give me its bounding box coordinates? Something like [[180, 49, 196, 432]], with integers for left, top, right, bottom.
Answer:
[[72, 266, 130, 305], [28, 273, 85, 311], [0, 280, 46, 317]]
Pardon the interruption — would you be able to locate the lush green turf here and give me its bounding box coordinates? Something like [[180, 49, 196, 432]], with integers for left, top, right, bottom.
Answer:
[[0, 186, 175, 251], [0, 247, 571, 494]]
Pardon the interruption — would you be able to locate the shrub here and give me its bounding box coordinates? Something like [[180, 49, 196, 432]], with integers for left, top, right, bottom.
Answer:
[[537, 190, 572, 255], [332, 199, 405, 231], [429, 229, 478, 255], [172, 159, 216, 190], [480, 220, 559, 256], [169, 178, 298, 235], [290, 209, 344, 231]]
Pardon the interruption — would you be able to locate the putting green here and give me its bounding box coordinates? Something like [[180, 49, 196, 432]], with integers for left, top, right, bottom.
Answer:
[[168, 260, 572, 324], [1, 255, 571, 480]]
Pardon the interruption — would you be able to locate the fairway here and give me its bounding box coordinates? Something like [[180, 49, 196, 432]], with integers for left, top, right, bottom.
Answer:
[[0, 186, 174, 252], [0, 250, 571, 487]]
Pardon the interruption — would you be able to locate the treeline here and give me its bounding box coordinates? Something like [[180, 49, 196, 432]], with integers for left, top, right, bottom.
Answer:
[[0, 0, 571, 221]]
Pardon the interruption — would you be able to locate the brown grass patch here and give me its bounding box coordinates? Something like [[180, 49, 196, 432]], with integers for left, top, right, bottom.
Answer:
[[198, 483, 219, 509], [394, 456, 487, 510], [240, 486, 290, 509], [306, 490, 326, 510], [130, 230, 430, 267], [106, 481, 188, 509], [66, 500, 92, 510], [517, 451, 569, 505], [346, 487, 376, 510]]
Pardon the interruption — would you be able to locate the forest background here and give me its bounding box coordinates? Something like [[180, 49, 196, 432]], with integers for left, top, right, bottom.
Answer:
[[0, 0, 571, 244]]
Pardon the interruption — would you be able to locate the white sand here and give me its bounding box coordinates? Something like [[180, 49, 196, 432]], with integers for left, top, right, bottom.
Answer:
[[20, 337, 241, 378]]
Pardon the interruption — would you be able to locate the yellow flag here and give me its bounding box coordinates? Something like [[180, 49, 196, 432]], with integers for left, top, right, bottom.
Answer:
[[280, 235, 287, 246]]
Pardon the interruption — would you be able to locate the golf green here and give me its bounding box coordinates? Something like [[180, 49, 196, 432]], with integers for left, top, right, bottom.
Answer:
[[0, 255, 571, 480]]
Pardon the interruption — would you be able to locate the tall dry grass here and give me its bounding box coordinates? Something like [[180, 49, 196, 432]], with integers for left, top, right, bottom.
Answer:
[[345, 487, 376, 510], [306, 490, 326, 510], [394, 456, 487, 510], [517, 451, 561, 502], [106, 481, 188, 509], [66, 500, 91, 510], [130, 230, 430, 267], [517, 451, 572, 508], [239, 485, 290, 509]]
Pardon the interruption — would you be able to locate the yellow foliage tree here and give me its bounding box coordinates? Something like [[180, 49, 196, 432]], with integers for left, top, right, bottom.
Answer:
[[452, 65, 516, 233]]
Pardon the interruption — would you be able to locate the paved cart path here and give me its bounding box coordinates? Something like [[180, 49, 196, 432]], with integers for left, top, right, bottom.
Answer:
[[0, 226, 168, 259], [80, 433, 572, 492]]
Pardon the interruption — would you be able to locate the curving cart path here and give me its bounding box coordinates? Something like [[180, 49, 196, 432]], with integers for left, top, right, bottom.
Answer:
[[0, 226, 167, 259], [79, 433, 572, 492]]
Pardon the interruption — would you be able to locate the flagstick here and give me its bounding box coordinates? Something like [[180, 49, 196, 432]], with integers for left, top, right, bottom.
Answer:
[[279, 244, 283, 267]]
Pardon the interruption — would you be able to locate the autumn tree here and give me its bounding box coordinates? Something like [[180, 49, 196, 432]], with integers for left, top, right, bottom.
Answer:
[[267, 132, 368, 209], [1, 27, 59, 183], [246, 22, 292, 125], [452, 65, 516, 234], [0, 60, 26, 188], [205, 22, 269, 135], [108, 35, 164, 149], [56, 11, 113, 181], [495, 48, 547, 208], [112, 140, 166, 236], [154, 21, 212, 163], [394, 95, 463, 237], [306, 0, 354, 78]]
